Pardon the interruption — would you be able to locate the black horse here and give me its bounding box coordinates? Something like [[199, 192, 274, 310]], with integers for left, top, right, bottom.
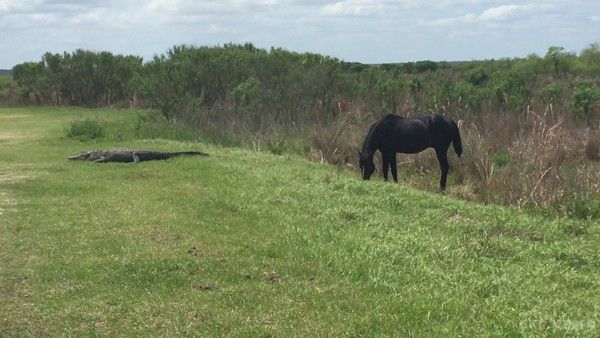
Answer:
[[359, 114, 462, 191]]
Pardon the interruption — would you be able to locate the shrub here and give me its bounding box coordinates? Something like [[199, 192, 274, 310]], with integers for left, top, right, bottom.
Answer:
[[67, 119, 105, 141], [539, 83, 563, 103], [492, 72, 532, 114], [573, 43, 600, 75], [467, 67, 489, 86], [229, 77, 261, 106], [570, 84, 600, 119], [490, 152, 511, 168], [0, 76, 20, 106], [414, 60, 437, 73], [567, 197, 600, 220], [544, 46, 575, 76]]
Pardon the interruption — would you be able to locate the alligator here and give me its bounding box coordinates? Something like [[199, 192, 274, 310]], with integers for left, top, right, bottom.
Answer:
[[68, 148, 208, 163]]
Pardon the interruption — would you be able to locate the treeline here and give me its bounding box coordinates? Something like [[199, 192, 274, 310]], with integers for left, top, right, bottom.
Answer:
[[9, 50, 142, 106], [4, 43, 600, 217], [139, 44, 354, 124], [4, 43, 600, 125]]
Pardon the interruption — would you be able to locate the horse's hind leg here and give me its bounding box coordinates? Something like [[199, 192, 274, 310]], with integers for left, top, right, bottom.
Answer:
[[382, 152, 390, 181], [435, 148, 450, 191], [390, 154, 398, 183]]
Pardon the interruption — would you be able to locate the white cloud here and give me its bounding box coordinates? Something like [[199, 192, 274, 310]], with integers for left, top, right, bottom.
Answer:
[[1, 0, 599, 68], [147, 0, 179, 12], [320, 0, 382, 16], [424, 3, 541, 27], [0, 0, 31, 12], [146, 0, 285, 14], [318, 0, 434, 16], [479, 4, 523, 21]]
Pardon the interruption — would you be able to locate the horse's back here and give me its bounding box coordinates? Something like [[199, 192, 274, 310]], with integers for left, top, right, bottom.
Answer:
[[426, 114, 457, 143], [374, 114, 430, 153], [373, 113, 457, 153]]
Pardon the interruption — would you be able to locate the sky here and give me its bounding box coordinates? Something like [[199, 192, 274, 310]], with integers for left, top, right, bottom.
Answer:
[[1, 0, 599, 68]]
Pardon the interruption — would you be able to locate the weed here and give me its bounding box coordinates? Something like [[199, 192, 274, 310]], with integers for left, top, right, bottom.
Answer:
[[66, 118, 104, 141], [490, 152, 511, 168], [567, 197, 600, 220], [585, 129, 600, 161]]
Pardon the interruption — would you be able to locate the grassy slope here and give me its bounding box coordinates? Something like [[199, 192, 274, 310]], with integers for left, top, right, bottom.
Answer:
[[1, 107, 599, 336]]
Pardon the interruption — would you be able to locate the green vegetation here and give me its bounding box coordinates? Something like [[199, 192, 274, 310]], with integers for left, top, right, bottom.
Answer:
[[567, 197, 600, 221], [490, 152, 511, 168], [6, 43, 600, 120], [12, 51, 141, 106], [0, 74, 18, 106], [2, 107, 600, 336], [2, 42, 600, 219], [570, 83, 600, 120], [66, 118, 105, 141]]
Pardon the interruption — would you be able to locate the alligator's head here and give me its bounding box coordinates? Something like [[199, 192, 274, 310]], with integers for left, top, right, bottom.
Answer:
[[68, 150, 101, 161]]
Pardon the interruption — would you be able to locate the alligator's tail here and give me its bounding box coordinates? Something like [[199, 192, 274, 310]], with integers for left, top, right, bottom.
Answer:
[[139, 150, 209, 161], [172, 151, 209, 157], [451, 120, 462, 158]]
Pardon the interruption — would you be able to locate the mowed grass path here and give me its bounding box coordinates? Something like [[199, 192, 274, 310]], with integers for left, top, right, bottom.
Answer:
[[1, 107, 599, 336]]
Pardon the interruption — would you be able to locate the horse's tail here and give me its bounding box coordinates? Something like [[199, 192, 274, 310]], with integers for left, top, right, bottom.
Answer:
[[451, 120, 463, 158]]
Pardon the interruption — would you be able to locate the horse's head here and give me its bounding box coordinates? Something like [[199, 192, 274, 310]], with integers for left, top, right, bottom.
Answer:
[[358, 151, 375, 180]]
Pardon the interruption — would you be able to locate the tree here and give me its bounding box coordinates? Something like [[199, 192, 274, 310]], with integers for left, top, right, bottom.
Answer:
[[414, 60, 437, 73], [574, 43, 600, 75], [570, 83, 600, 120], [12, 61, 47, 104], [544, 46, 575, 76]]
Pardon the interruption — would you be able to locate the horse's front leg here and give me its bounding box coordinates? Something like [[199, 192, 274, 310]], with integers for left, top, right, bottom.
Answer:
[[381, 152, 390, 181]]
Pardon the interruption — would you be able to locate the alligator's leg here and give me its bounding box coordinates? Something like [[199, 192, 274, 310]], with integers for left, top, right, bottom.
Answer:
[[132, 153, 140, 163], [93, 157, 107, 163]]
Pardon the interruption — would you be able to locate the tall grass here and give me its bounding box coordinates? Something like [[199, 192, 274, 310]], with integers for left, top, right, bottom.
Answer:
[[6, 43, 600, 217], [142, 100, 599, 219], [66, 118, 105, 141]]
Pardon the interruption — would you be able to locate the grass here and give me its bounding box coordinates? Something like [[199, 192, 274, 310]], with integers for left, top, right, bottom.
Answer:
[[1, 107, 600, 336], [66, 118, 105, 141]]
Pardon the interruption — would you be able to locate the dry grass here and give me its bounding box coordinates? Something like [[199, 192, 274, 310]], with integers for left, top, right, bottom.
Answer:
[[152, 99, 598, 219], [302, 104, 600, 218], [585, 128, 600, 161]]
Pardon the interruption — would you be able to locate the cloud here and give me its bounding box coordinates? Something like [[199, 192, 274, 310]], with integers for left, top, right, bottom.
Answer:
[[146, 0, 286, 14], [1, 0, 599, 68], [424, 3, 542, 27], [0, 0, 29, 12], [479, 4, 525, 21], [320, 0, 383, 16]]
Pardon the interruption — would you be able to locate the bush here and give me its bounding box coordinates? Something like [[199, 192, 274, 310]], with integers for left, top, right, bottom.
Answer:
[[567, 197, 600, 220], [467, 67, 489, 86], [539, 83, 563, 103], [569, 84, 600, 119], [67, 119, 105, 141], [573, 43, 600, 75], [0, 76, 20, 106], [490, 152, 511, 168], [414, 60, 437, 73]]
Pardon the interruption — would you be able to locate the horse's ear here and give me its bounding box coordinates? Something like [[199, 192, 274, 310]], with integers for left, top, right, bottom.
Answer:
[[358, 151, 362, 157]]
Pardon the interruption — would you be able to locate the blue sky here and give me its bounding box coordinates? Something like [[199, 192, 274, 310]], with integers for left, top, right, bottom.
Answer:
[[1, 0, 599, 68]]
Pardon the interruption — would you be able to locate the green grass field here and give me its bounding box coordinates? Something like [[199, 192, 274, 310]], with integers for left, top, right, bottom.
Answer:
[[1, 107, 599, 336]]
